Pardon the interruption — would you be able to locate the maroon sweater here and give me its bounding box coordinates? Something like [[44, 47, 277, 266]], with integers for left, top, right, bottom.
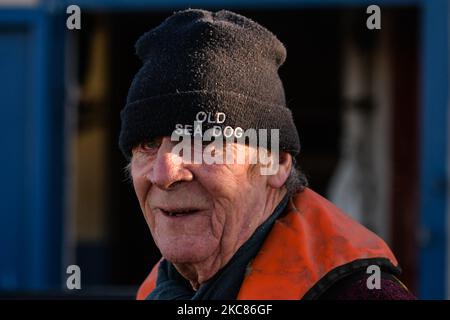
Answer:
[[319, 271, 416, 300]]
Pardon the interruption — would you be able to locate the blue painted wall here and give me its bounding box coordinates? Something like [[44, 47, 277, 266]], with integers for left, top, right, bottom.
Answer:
[[0, 8, 66, 291], [0, 25, 30, 290], [419, 0, 449, 299]]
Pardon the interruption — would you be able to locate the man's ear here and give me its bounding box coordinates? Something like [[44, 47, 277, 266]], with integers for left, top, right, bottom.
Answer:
[[267, 152, 292, 189]]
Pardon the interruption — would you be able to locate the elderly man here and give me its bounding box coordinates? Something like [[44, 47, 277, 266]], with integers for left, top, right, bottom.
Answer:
[[119, 9, 415, 300]]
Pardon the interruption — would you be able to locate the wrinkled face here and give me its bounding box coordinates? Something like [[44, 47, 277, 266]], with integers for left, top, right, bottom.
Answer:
[[131, 137, 275, 265]]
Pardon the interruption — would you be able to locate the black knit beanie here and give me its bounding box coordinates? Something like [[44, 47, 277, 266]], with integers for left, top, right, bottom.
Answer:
[[119, 8, 300, 159]]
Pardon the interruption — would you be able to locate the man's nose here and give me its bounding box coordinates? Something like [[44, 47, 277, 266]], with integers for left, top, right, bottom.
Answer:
[[147, 137, 193, 190]]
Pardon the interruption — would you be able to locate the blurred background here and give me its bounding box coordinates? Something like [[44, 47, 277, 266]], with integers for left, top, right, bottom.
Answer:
[[0, 0, 448, 299]]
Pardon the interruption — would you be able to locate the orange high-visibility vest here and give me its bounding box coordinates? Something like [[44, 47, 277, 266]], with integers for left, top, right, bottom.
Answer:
[[137, 188, 400, 300]]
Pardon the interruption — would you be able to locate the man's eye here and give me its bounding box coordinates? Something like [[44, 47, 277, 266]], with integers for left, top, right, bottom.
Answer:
[[139, 139, 162, 152]]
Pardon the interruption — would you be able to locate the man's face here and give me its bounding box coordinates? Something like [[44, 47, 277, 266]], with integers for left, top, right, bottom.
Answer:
[[131, 137, 276, 266]]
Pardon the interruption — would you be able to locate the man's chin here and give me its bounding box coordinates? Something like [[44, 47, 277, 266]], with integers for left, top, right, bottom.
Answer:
[[159, 246, 215, 265], [163, 253, 205, 265]]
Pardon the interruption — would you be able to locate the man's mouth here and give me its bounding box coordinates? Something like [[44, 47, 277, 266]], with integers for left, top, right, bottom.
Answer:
[[159, 208, 203, 217]]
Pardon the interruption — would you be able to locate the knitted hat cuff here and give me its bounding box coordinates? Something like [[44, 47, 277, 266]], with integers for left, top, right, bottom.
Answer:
[[119, 90, 300, 159]]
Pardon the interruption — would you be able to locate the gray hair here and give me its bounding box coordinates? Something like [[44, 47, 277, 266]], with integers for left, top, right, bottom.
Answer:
[[284, 158, 308, 197]]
